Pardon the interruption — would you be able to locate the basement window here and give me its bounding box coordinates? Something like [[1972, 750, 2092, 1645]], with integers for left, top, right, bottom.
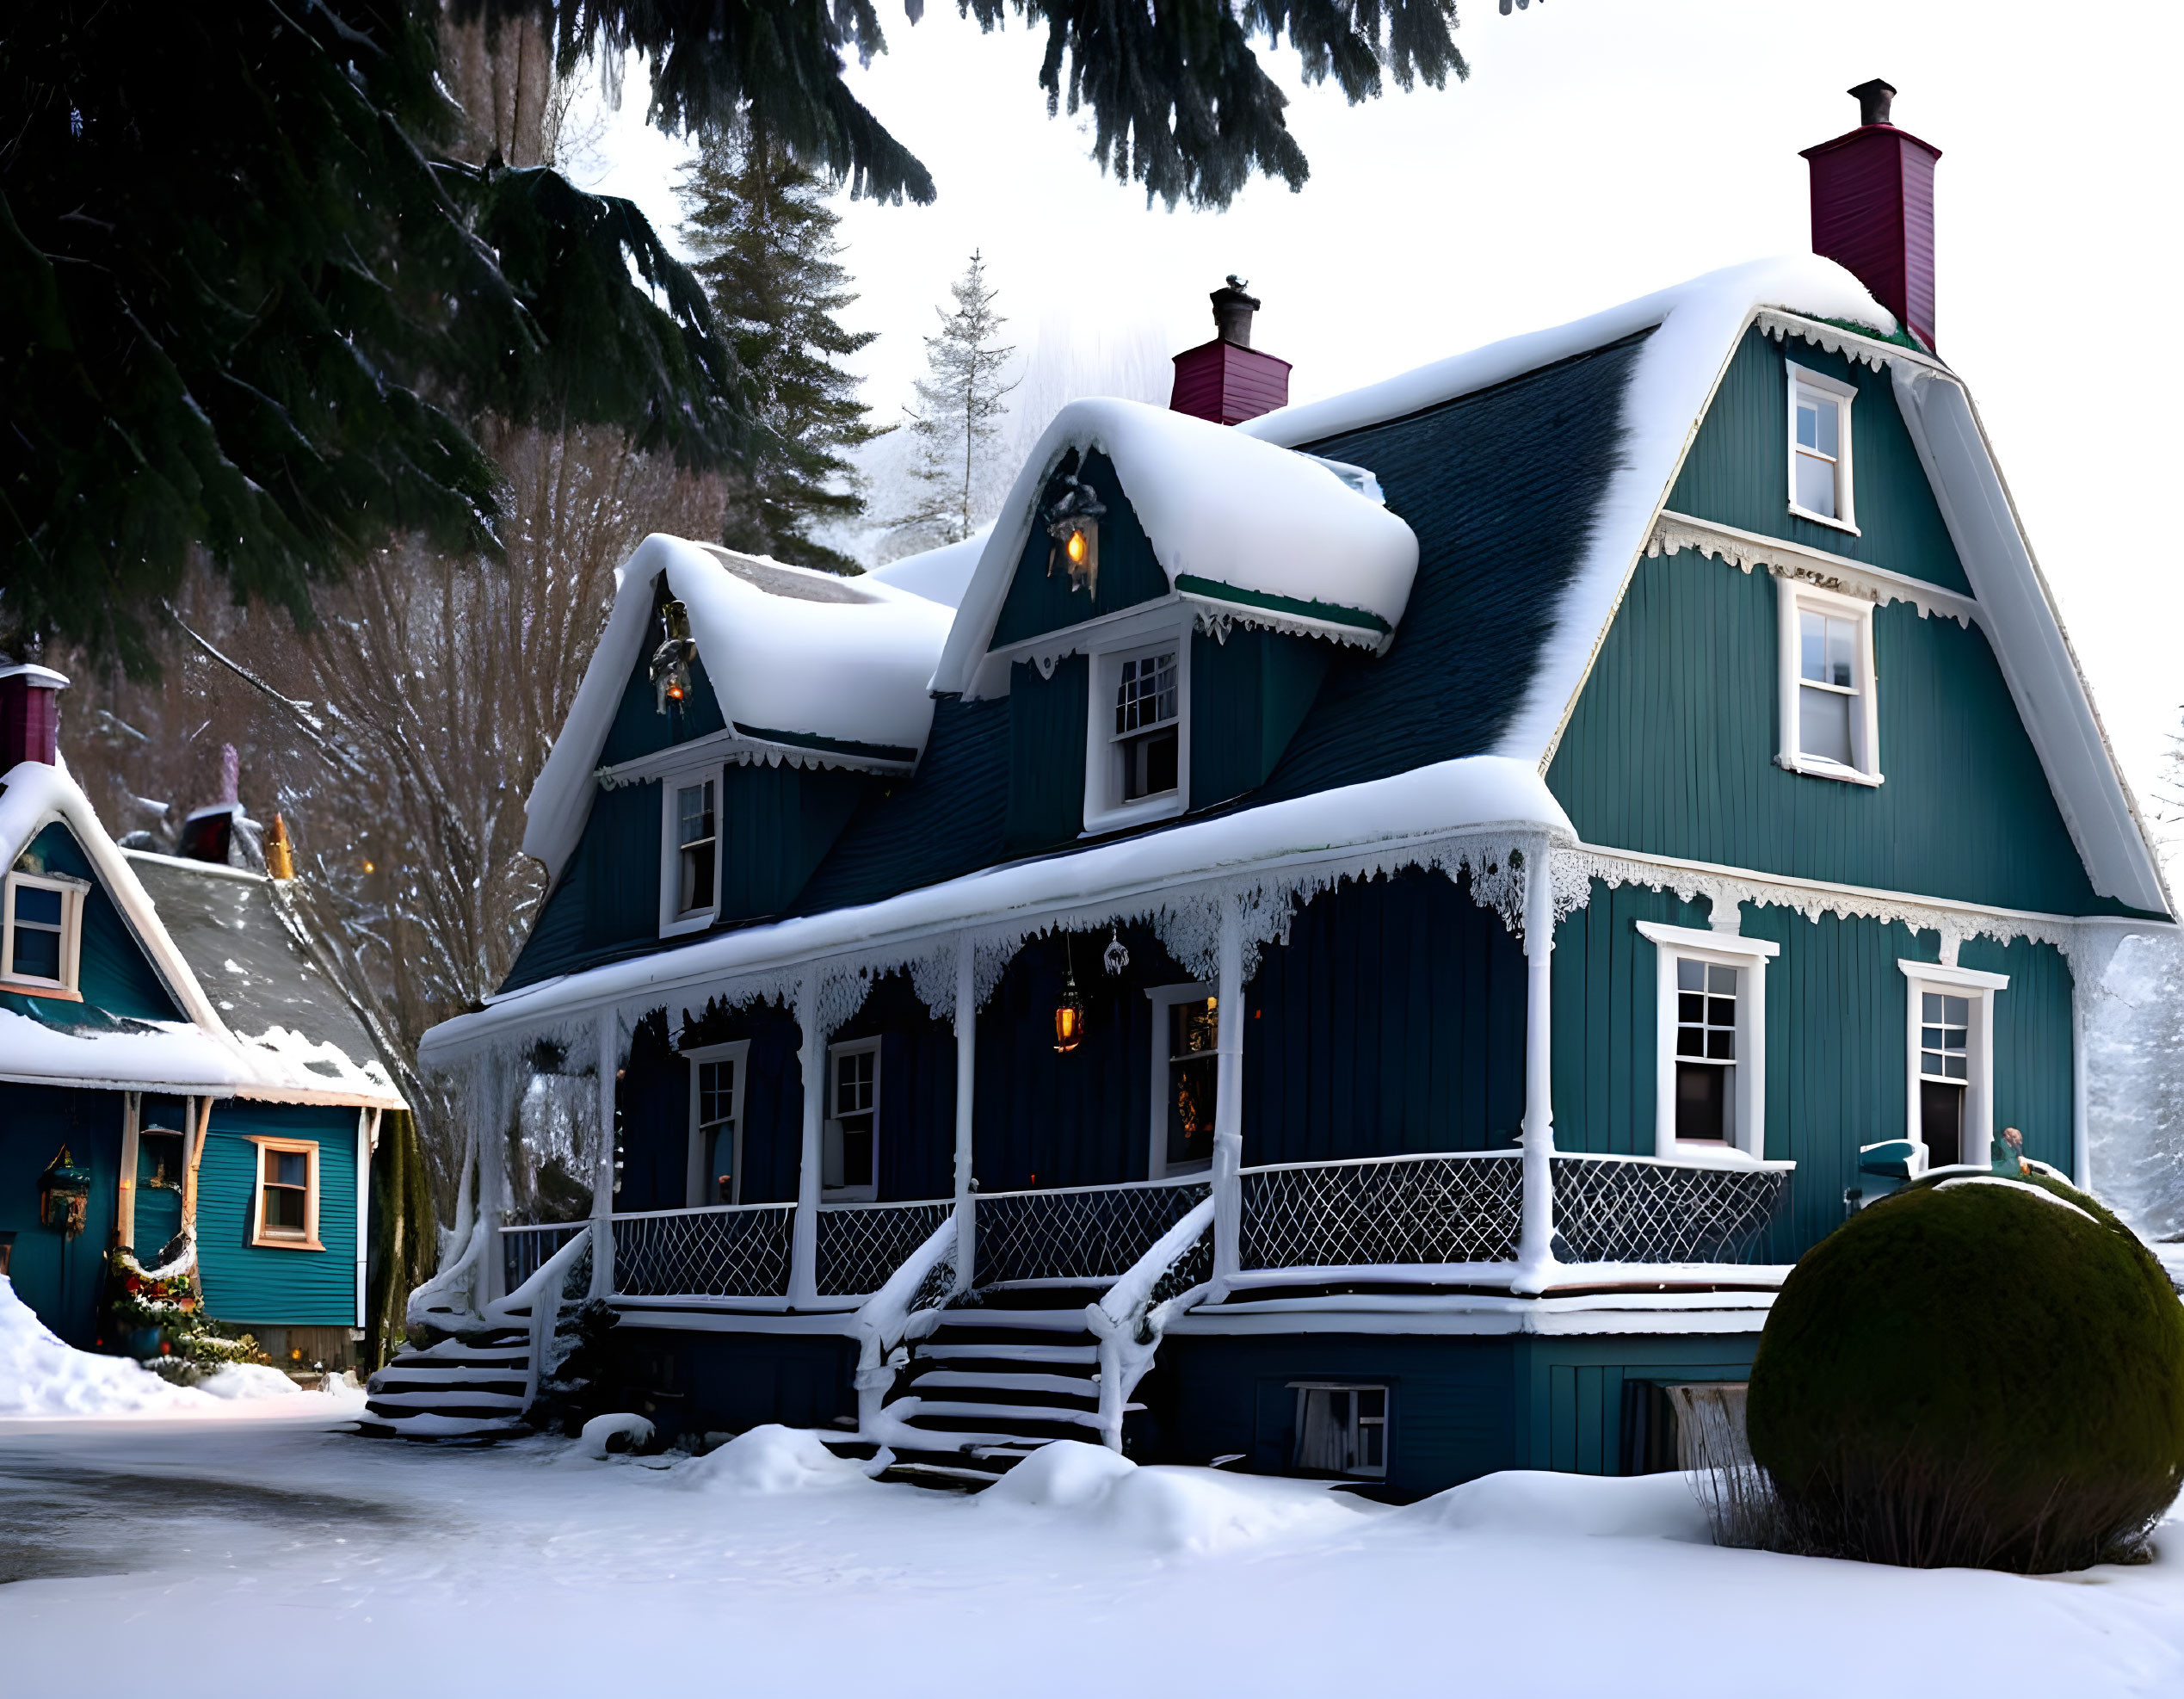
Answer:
[[1775, 580, 1882, 785], [1, 871, 85, 998], [1292, 1383, 1388, 1479], [1786, 361, 1858, 531]]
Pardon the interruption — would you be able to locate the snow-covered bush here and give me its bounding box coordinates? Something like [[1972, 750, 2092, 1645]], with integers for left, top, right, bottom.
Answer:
[[1747, 1170, 2184, 1571]]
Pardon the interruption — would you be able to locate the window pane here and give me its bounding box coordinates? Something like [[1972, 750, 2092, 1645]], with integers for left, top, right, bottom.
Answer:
[[1170, 998, 1218, 1057], [1359, 1388, 1385, 1420], [1678, 992, 1705, 1025], [1796, 451, 1836, 516], [1115, 652, 1178, 735], [1168, 1055, 1217, 1166], [712, 1126, 737, 1203], [679, 840, 715, 913], [1796, 398, 1819, 450], [1799, 611, 1825, 683], [1123, 725, 1180, 801], [1799, 683, 1854, 766], [677, 782, 714, 848], [265, 1186, 307, 1232], [1707, 965, 1737, 996], [1676, 1028, 1705, 1058], [1922, 1079, 1964, 1167], [1675, 1061, 1729, 1141], [839, 1115, 874, 1189], [699, 1060, 734, 1128], [1826, 618, 1855, 688], [9, 925, 60, 980], [1923, 992, 1943, 1022], [1946, 1054, 1969, 1081], [1706, 1027, 1736, 1060], [268, 1150, 308, 1189], [13, 885, 62, 927], [1813, 393, 1839, 457], [1677, 959, 1705, 992], [1943, 996, 1970, 1026]]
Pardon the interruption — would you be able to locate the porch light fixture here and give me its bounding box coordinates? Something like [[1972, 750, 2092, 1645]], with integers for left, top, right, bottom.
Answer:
[[650, 598, 698, 713], [1043, 469, 1107, 601], [1054, 940, 1087, 1053]]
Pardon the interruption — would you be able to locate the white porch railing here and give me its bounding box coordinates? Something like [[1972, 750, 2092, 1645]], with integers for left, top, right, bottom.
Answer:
[[1551, 1152, 1792, 1264], [501, 1220, 589, 1294], [817, 1199, 956, 1299], [611, 1202, 796, 1298], [1237, 1150, 1525, 1272], [972, 1176, 1212, 1286]]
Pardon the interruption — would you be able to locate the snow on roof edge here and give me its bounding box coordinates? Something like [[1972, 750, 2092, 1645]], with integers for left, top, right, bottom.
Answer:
[[866, 528, 991, 609]]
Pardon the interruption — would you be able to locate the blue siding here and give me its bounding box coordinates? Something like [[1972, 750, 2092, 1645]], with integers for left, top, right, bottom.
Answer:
[[1669, 326, 1971, 591], [4, 824, 180, 1025], [989, 453, 1171, 649], [0, 1084, 124, 1348], [608, 1326, 854, 1446], [1004, 656, 1089, 856], [1546, 548, 2116, 915], [835, 973, 956, 1202], [619, 997, 806, 1208], [1190, 626, 1333, 809], [196, 1102, 360, 1327], [1515, 1336, 1759, 1475]]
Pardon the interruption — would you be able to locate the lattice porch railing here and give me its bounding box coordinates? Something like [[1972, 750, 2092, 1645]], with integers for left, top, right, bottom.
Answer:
[[1551, 1153, 1791, 1264], [611, 1203, 796, 1298], [974, 1178, 1211, 1286], [1238, 1151, 1524, 1270], [817, 1200, 955, 1298], [501, 1220, 589, 1294]]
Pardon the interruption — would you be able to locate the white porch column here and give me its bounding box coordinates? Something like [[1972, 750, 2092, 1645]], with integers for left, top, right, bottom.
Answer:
[[790, 969, 824, 1308], [118, 1091, 140, 1251], [589, 1008, 617, 1301], [953, 935, 978, 1294], [356, 1108, 377, 1329], [1210, 894, 1245, 1296], [1513, 837, 1561, 1295], [2071, 967, 2092, 1189]]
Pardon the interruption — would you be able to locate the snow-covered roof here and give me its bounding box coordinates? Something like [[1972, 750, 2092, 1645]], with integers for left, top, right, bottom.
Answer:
[[126, 851, 404, 1109], [524, 535, 955, 883], [934, 399, 1420, 695], [866, 528, 990, 609], [1235, 255, 2169, 918]]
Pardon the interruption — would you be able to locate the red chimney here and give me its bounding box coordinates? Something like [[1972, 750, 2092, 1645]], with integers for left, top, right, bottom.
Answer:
[[0, 664, 67, 768], [1802, 79, 1941, 350], [1170, 276, 1292, 425]]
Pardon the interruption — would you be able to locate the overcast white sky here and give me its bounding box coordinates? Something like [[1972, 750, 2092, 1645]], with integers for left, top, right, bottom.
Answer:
[[584, 0, 2182, 823]]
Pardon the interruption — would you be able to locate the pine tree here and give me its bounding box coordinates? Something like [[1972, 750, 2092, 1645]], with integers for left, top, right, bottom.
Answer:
[[680, 125, 886, 575], [896, 252, 1021, 551]]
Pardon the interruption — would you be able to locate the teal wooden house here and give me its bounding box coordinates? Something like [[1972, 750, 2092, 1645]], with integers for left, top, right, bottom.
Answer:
[[0, 672, 404, 1374], [405, 92, 2175, 1490]]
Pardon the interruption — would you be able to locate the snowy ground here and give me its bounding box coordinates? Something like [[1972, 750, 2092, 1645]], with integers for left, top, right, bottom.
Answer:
[[3, 1416, 2183, 1698]]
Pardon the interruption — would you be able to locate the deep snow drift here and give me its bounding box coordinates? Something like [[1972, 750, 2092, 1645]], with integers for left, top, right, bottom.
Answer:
[[2, 1417, 2181, 1697]]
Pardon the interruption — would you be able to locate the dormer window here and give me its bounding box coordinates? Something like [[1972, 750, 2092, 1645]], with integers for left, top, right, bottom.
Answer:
[[659, 772, 720, 935], [1786, 361, 1858, 531], [1084, 636, 1190, 832], [2, 870, 85, 998]]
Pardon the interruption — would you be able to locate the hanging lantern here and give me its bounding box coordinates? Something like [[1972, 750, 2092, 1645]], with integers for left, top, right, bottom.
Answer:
[[649, 598, 698, 713], [1053, 950, 1086, 1054], [1042, 469, 1107, 600], [40, 1146, 92, 1238]]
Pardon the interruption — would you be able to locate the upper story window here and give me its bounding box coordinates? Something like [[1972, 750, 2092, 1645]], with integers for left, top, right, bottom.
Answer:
[[1897, 961, 2008, 1171], [659, 773, 720, 936], [686, 1041, 749, 1206], [1147, 983, 1218, 1177], [1786, 361, 1858, 532], [824, 1036, 879, 1201], [1775, 581, 1882, 786], [2, 870, 85, 998], [1636, 921, 1780, 1161], [1085, 635, 1190, 833], [250, 1137, 323, 1251]]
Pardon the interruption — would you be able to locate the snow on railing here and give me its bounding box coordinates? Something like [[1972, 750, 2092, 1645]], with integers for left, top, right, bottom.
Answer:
[[501, 1220, 590, 1294], [974, 1177, 1212, 1286], [1237, 1150, 1524, 1272], [817, 1199, 955, 1299], [1083, 1195, 1216, 1452], [849, 1204, 965, 1448], [406, 1199, 494, 1330], [612, 1202, 796, 1298], [484, 1221, 595, 1406], [1551, 1152, 1791, 1264]]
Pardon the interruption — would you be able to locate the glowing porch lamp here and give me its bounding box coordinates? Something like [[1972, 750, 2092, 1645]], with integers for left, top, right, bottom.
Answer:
[[1053, 952, 1087, 1053]]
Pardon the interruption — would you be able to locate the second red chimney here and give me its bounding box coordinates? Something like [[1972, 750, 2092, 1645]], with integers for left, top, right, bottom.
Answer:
[[1802, 79, 1941, 351], [0, 664, 66, 769], [1170, 277, 1292, 426]]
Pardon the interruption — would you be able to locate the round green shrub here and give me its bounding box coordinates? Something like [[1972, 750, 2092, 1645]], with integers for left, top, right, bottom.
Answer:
[[1747, 1170, 2184, 1571]]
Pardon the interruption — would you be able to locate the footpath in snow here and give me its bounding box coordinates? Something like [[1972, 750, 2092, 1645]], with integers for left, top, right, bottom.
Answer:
[[1, 1419, 2181, 1698]]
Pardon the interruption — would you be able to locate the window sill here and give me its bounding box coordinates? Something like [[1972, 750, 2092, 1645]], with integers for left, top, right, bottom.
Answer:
[[1787, 503, 1861, 537], [0, 979, 82, 1002], [1774, 753, 1884, 788], [1659, 1141, 1774, 1170], [659, 910, 716, 940], [250, 1233, 326, 1252], [1081, 793, 1185, 837]]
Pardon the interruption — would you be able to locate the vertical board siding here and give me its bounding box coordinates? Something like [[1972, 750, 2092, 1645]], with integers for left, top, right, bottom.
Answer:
[[1004, 655, 1089, 856], [1190, 627, 1334, 810], [1245, 868, 1527, 1164], [609, 1328, 854, 1445], [625, 998, 807, 1208], [715, 762, 867, 924], [1668, 327, 1971, 591], [1516, 1336, 1760, 1475], [989, 454, 1172, 649], [1547, 549, 2107, 915], [834, 972, 956, 1202], [600, 644, 728, 766], [582, 780, 663, 948], [1552, 884, 2079, 1260], [197, 1102, 359, 1326], [0, 1084, 123, 1347]]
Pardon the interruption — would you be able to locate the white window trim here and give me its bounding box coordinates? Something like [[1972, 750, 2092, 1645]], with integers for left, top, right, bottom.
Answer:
[[1774, 577, 1884, 787], [1, 869, 88, 999], [246, 1134, 324, 1251], [1897, 961, 2008, 1171], [823, 1035, 882, 1202], [657, 769, 722, 938], [685, 1039, 751, 1208], [1083, 622, 1193, 836], [1289, 1381, 1390, 1480], [1786, 360, 1860, 534], [1636, 921, 1780, 1163], [1146, 981, 1218, 1180]]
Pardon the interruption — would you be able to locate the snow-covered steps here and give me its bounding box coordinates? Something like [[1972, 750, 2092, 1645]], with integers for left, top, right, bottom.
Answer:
[[874, 1284, 1120, 1488], [356, 1328, 534, 1442]]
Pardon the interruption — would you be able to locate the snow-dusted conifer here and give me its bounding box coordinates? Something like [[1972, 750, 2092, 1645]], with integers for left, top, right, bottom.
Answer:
[[892, 252, 1021, 553]]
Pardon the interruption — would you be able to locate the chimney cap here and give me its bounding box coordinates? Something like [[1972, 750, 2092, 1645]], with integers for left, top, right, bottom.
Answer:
[[1848, 77, 1897, 127], [0, 663, 69, 691], [1210, 275, 1261, 348]]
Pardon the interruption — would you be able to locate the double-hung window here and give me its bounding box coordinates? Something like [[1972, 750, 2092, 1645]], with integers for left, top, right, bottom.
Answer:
[[1776, 580, 1881, 784], [2, 870, 86, 997], [1147, 983, 1218, 1177], [686, 1041, 750, 1206], [250, 1138, 322, 1250], [824, 1037, 880, 1201], [659, 772, 720, 935], [1897, 961, 2007, 1171], [1292, 1383, 1388, 1479], [1786, 361, 1858, 531], [1085, 635, 1190, 832], [1637, 921, 1779, 1159]]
